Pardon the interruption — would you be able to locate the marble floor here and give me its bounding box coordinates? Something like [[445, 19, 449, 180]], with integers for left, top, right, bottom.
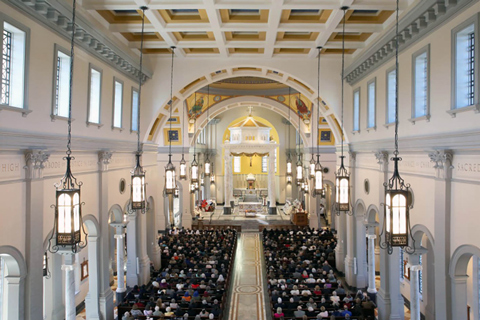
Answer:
[[227, 232, 270, 320]]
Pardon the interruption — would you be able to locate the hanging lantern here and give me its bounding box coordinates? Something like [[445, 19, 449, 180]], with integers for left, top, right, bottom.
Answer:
[[379, 0, 415, 255], [204, 156, 211, 176], [174, 186, 179, 198], [165, 155, 176, 194], [314, 155, 324, 195], [300, 181, 305, 191], [200, 176, 205, 186], [335, 156, 350, 213], [286, 153, 293, 176], [179, 155, 187, 180], [286, 175, 292, 184], [194, 181, 199, 191], [190, 183, 195, 193], [304, 181, 309, 194], [296, 157, 303, 186], [309, 156, 315, 179], [333, 8, 351, 215], [47, 0, 87, 254], [210, 175, 215, 184], [52, 156, 87, 251], [191, 155, 199, 183], [131, 152, 146, 209]]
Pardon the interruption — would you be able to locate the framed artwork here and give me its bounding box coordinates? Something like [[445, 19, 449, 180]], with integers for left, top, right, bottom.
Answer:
[[163, 128, 182, 146], [81, 260, 89, 281], [318, 129, 335, 145]]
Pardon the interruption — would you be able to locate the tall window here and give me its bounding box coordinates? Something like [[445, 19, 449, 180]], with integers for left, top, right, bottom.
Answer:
[[131, 88, 139, 132], [113, 79, 123, 128], [53, 47, 71, 118], [353, 88, 360, 132], [88, 66, 102, 124], [367, 79, 376, 129], [1, 21, 26, 109], [453, 23, 476, 109], [386, 68, 396, 124], [233, 156, 241, 173], [262, 156, 268, 172], [413, 48, 429, 118]]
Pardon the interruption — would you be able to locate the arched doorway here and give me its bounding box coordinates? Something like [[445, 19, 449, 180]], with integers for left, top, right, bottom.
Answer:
[[0, 246, 27, 320], [450, 245, 480, 320], [411, 225, 435, 319]]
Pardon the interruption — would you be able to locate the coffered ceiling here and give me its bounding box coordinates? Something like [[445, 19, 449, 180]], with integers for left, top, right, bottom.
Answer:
[[83, 0, 410, 58]]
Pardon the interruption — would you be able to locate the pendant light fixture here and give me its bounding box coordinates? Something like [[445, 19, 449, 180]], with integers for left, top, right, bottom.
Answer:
[[47, 0, 87, 254], [309, 86, 315, 179], [314, 47, 324, 196], [296, 92, 303, 186], [380, 0, 415, 255], [165, 46, 177, 194], [179, 81, 187, 180], [190, 92, 199, 185], [131, 7, 148, 210], [204, 85, 211, 176], [286, 87, 292, 180], [210, 120, 216, 184], [334, 7, 352, 216]]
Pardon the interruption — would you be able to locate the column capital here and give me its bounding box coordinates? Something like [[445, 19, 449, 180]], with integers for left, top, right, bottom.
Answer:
[[114, 234, 124, 240], [410, 265, 423, 272], [373, 150, 389, 172], [98, 151, 113, 171], [428, 149, 453, 179], [367, 234, 377, 240], [61, 264, 76, 271], [24, 150, 50, 179]]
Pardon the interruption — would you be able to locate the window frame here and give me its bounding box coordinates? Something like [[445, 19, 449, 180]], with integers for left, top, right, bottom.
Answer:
[[352, 87, 360, 134], [366, 78, 376, 131], [131, 87, 139, 133], [112, 77, 124, 130], [410, 44, 431, 124], [0, 14, 30, 116], [86, 63, 103, 127], [384, 66, 397, 128], [51, 44, 72, 122], [449, 13, 480, 117]]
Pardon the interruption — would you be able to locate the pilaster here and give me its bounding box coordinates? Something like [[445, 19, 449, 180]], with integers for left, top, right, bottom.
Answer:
[[97, 151, 114, 320], [428, 150, 453, 320], [24, 150, 50, 320]]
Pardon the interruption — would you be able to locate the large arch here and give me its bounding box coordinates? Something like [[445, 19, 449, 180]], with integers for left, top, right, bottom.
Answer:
[[0, 245, 27, 320], [353, 199, 368, 288], [146, 66, 346, 147], [450, 245, 480, 320]]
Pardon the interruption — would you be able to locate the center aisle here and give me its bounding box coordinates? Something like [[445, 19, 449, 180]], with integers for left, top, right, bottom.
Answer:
[[227, 232, 270, 320]]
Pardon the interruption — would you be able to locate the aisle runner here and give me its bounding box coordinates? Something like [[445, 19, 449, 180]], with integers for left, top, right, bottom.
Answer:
[[228, 233, 267, 320]]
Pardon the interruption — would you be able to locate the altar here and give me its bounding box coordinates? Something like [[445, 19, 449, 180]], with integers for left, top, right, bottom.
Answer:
[[238, 202, 265, 217]]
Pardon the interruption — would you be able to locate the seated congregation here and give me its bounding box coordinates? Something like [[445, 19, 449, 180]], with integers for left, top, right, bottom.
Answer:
[[262, 228, 376, 320], [119, 228, 237, 320]]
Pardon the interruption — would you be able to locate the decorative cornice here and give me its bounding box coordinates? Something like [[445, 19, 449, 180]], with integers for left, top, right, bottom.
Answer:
[[3, 0, 151, 82], [345, 0, 478, 85]]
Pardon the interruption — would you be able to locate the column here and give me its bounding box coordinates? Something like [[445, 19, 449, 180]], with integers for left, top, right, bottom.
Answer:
[[344, 213, 356, 286], [47, 253, 65, 320], [335, 212, 346, 273], [62, 255, 76, 320], [114, 232, 126, 303], [168, 194, 174, 228], [408, 248, 427, 320], [367, 233, 377, 293], [84, 235, 101, 320], [4, 276, 21, 320], [126, 212, 139, 287], [428, 150, 453, 320], [268, 148, 276, 214], [224, 152, 232, 214], [24, 150, 49, 320], [137, 210, 151, 285], [97, 152, 114, 320]]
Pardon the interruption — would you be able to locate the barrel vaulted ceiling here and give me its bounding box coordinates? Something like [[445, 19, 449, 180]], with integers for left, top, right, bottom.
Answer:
[[82, 0, 411, 58]]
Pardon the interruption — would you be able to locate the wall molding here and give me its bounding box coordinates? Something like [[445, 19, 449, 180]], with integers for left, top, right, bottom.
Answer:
[[345, 0, 478, 85], [2, 0, 152, 82]]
